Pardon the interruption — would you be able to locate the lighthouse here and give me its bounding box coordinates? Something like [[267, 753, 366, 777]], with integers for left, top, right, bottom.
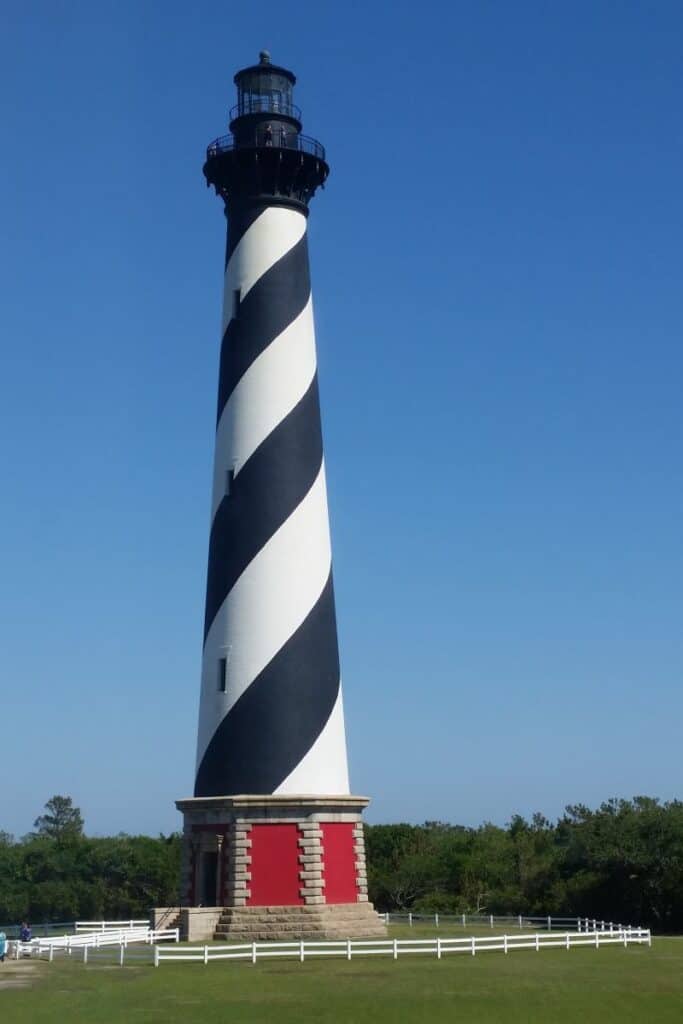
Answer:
[[172, 53, 385, 942]]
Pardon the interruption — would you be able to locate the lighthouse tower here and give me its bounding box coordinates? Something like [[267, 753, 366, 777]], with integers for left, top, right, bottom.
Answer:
[[173, 53, 385, 942]]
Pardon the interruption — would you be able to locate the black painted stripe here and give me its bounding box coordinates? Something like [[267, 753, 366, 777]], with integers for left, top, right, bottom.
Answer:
[[224, 201, 268, 266], [216, 232, 310, 425], [195, 571, 340, 797], [203, 374, 323, 642]]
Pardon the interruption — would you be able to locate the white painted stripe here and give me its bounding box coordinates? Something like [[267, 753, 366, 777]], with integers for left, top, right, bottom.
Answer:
[[210, 296, 317, 522], [274, 688, 350, 795], [196, 464, 334, 770], [221, 207, 307, 334]]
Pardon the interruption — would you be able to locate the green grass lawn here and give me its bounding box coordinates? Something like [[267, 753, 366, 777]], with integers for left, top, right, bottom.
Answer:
[[1, 934, 681, 1023]]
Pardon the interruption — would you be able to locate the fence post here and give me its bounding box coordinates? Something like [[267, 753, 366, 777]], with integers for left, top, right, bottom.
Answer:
[[251, 941, 257, 964], [299, 939, 305, 963], [347, 938, 352, 961], [648, 930, 652, 948], [595, 931, 599, 949], [462, 914, 466, 928], [408, 913, 413, 928], [435, 913, 439, 928], [565, 933, 570, 950], [471, 936, 476, 956], [204, 945, 208, 965], [437, 937, 442, 960], [576, 917, 581, 933], [83, 945, 88, 964], [503, 934, 508, 955], [154, 944, 160, 967], [49, 945, 54, 963], [623, 930, 628, 948], [547, 916, 551, 931], [119, 943, 124, 967], [384, 912, 389, 925], [518, 914, 522, 929], [535, 933, 539, 952], [393, 938, 398, 960]]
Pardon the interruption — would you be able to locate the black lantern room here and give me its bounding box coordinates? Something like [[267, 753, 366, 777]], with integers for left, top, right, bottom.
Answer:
[[204, 52, 328, 211]]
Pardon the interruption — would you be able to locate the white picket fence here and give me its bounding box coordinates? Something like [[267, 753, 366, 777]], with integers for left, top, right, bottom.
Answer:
[[154, 926, 651, 967], [75, 919, 149, 932], [13, 926, 179, 963], [0, 918, 151, 941], [383, 913, 627, 933]]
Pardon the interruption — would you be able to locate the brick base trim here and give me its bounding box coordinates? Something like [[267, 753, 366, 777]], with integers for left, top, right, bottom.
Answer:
[[208, 902, 387, 942]]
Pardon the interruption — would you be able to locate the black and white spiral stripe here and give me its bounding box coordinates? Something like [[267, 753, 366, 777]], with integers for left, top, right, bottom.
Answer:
[[195, 205, 350, 798]]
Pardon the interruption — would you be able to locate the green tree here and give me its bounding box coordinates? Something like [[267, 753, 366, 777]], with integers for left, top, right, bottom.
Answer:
[[33, 795, 84, 842]]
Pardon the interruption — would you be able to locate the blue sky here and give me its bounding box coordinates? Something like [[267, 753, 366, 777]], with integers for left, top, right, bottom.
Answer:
[[1, 2, 682, 838]]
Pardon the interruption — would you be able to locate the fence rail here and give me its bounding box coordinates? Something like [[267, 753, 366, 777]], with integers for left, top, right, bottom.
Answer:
[[206, 132, 326, 161], [0, 917, 151, 939], [154, 927, 651, 967], [382, 912, 628, 932], [75, 919, 149, 932], [12, 926, 178, 962]]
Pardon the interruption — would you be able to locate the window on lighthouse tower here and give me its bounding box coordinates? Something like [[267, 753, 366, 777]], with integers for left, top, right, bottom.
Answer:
[[217, 656, 228, 693], [217, 646, 232, 693]]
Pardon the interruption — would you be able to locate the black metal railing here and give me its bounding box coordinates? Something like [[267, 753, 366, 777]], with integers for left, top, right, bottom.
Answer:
[[206, 132, 326, 162], [230, 97, 301, 121]]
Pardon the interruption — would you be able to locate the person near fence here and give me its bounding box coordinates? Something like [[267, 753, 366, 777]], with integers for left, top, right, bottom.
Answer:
[[19, 922, 31, 943], [0, 931, 6, 962]]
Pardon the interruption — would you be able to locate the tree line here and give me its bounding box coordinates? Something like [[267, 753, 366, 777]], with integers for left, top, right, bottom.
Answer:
[[1, 795, 681, 931], [0, 797, 180, 923], [366, 797, 683, 931]]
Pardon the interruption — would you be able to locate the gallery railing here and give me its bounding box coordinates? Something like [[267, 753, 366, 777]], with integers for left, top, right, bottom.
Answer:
[[206, 132, 326, 162]]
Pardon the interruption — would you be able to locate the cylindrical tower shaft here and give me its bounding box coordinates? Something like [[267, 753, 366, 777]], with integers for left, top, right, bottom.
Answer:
[[195, 52, 349, 799], [170, 56, 385, 938]]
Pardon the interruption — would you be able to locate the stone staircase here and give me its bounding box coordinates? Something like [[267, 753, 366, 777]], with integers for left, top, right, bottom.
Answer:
[[152, 907, 182, 935], [214, 902, 387, 941]]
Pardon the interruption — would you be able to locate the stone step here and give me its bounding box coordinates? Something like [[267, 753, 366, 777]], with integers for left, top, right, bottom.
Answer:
[[212, 901, 386, 943], [216, 917, 383, 930], [218, 909, 378, 917], [223, 918, 381, 927], [215, 932, 387, 942], [215, 921, 385, 931]]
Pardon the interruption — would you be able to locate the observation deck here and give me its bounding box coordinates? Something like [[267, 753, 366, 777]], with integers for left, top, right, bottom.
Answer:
[[203, 51, 329, 209]]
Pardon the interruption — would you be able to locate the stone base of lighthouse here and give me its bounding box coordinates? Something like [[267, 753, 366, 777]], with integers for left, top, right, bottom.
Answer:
[[168, 794, 386, 942]]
